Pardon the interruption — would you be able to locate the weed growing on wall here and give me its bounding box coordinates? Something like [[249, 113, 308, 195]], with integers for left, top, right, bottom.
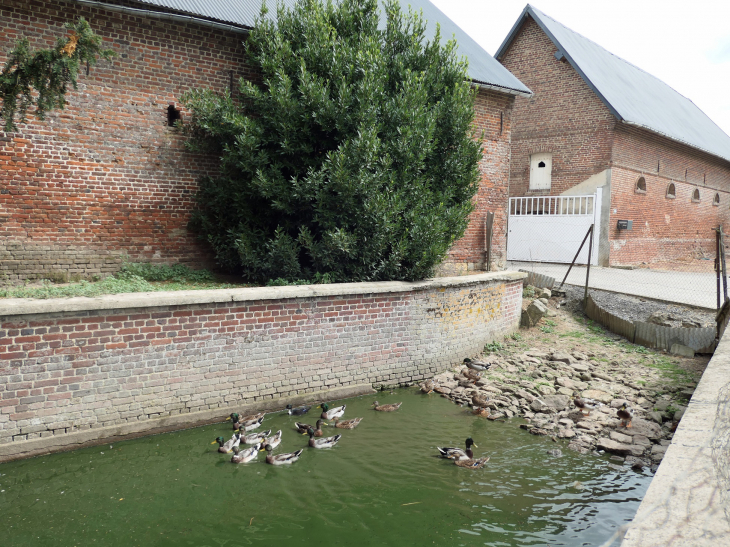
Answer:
[[181, 0, 482, 283]]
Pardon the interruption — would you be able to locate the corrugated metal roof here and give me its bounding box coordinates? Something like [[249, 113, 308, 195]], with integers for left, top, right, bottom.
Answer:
[[99, 0, 531, 96], [495, 4, 730, 163]]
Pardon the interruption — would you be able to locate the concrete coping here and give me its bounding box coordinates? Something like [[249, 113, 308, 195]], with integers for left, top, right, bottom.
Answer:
[[0, 271, 527, 317]]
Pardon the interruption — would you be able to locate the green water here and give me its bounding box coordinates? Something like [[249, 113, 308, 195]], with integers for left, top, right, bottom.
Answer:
[[0, 389, 651, 546]]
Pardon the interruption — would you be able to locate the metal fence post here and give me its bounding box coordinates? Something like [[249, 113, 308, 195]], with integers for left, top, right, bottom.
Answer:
[[584, 224, 594, 309]]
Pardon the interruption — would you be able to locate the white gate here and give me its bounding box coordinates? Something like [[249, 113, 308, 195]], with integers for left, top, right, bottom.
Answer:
[[506, 193, 601, 265]]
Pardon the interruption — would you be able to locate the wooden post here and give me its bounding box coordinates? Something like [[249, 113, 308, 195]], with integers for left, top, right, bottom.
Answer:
[[558, 224, 593, 290], [721, 227, 729, 305], [484, 212, 495, 272], [716, 227, 722, 310]]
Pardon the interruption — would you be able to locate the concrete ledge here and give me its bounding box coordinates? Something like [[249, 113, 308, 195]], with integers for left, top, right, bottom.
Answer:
[[0, 383, 375, 463], [0, 271, 527, 317]]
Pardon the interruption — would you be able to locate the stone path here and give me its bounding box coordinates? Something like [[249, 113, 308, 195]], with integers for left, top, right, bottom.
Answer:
[[508, 261, 718, 310]]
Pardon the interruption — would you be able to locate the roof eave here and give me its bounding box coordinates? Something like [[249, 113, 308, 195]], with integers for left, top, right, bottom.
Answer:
[[471, 80, 532, 98], [620, 120, 730, 165]]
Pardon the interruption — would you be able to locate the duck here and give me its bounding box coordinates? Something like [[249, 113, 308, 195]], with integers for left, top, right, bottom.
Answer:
[[212, 433, 240, 454], [573, 397, 600, 416], [463, 368, 482, 383], [231, 443, 261, 463], [286, 404, 310, 416], [295, 419, 327, 436], [372, 401, 402, 412], [463, 357, 491, 372], [228, 412, 265, 431], [617, 402, 634, 428], [320, 403, 346, 420], [240, 429, 271, 445], [454, 456, 490, 469], [471, 392, 490, 417], [307, 427, 342, 449], [437, 438, 476, 461], [264, 444, 304, 465], [332, 417, 363, 429], [260, 430, 283, 450], [420, 379, 435, 394]]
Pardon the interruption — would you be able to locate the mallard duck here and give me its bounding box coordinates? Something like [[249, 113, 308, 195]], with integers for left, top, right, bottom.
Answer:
[[320, 403, 346, 420], [454, 456, 490, 469], [464, 358, 491, 372], [437, 438, 476, 461], [229, 412, 265, 432], [286, 404, 310, 416], [241, 429, 271, 445], [420, 379, 435, 394], [307, 428, 342, 449], [231, 443, 261, 463], [463, 368, 482, 383], [472, 392, 490, 416], [295, 419, 327, 436], [372, 401, 402, 412], [260, 430, 282, 450], [265, 444, 303, 465], [617, 402, 634, 428], [212, 433, 240, 454], [332, 417, 363, 429], [573, 397, 599, 416]]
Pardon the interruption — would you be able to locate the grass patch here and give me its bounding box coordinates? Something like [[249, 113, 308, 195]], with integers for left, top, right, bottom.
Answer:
[[508, 332, 522, 341], [484, 341, 505, 353], [522, 285, 536, 299], [0, 263, 239, 300], [560, 330, 585, 339], [647, 356, 698, 384], [540, 325, 554, 334]]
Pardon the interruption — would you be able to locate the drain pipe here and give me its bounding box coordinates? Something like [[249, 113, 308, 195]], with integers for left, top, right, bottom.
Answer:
[[66, 0, 251, 35]]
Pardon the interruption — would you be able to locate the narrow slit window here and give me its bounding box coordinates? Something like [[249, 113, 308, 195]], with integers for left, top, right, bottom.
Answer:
[[714, 193, 720, 206], [692, 188, 701, 202], [666, 183, 675, 199], [167, 105, 181, 127], [635, 177, 646, 193]]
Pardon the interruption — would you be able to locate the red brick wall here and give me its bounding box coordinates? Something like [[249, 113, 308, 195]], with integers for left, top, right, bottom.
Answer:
[[499, 17, 615, 198], [609, 126, 730, 264], [444, 88, 515, 271], [0, 0, 253, 282]]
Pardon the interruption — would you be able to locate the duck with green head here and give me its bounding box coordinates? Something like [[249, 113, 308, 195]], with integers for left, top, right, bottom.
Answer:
[[212, 433, 240, 454], [265, 444, 303, 465], [231, 443, 261, 463], [320, 403, 346, 420], [226, 412, 265, 431], [437, 438, 476, 461], [307, 428, 342, 449], [295, 419, 327, 436]]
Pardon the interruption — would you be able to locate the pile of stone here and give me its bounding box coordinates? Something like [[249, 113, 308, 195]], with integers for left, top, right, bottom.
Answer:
[[424, 349, 693, 470], [521, 287, 554, 327]]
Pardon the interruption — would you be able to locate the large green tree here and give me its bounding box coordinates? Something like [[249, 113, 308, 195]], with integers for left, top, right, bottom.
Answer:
[[183, 0, 482, 283]]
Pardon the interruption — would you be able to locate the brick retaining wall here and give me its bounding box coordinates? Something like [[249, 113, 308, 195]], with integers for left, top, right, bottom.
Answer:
[[0, 271, 525, 461]]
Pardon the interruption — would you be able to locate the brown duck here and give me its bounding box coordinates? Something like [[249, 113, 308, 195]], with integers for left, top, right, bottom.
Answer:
[[372, 401, 402, 412], [332, 417, 363, 429]]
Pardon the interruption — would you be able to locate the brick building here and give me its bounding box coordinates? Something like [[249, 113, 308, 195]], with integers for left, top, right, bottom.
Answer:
[[0, 0, 530, 283], [496, 5, 730, 266]]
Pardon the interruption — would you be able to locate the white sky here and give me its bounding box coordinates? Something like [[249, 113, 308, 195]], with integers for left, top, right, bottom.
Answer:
[[429, 0, 730, 136]]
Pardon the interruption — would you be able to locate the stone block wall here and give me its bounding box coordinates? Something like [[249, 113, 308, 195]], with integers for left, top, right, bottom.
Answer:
[[0, 272, 525, 461]]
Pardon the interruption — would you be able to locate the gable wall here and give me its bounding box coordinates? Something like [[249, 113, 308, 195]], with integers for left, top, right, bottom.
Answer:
[[499, 17, 615, 198], [0, 0, 252, 283]]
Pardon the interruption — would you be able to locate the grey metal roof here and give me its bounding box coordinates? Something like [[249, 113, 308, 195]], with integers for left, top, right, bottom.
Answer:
[[100, 0, 531, 96], [495, 5, 730, 163]]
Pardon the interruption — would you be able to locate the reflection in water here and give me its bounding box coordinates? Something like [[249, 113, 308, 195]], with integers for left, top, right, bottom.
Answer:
[[0, 388, 651, 546]]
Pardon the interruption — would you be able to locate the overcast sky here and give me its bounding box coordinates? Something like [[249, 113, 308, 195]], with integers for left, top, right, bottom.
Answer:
[[429, 0, 730, 136]]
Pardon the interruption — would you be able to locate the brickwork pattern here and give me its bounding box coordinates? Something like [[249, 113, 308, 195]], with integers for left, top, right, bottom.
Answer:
[[0, 0, 253, 280], [0, 278, 523, 448]]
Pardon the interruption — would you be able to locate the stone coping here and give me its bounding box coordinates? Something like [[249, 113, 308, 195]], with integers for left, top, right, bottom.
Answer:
[[621, 327, 730, 545], [0, 271, 526, 317]]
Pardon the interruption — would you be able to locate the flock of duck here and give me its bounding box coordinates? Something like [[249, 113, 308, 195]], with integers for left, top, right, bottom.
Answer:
[[212, 400, 403, 466]]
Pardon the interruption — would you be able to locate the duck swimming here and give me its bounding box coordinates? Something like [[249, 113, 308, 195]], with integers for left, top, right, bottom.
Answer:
[[307, 428, 342, 449], [332, 417, 363, 429], [437, 438, 476, 461], [260, 430, 283, 450], [295, 419, 327, 435], [264, 444, 303, 465], [231, 443, 261, 463], [212, 433, 240, 454], [228, 412, 265, 431], [240, 429, 271, 445], [320, 403, 346, 420], [454, 456, 490, 469], [286, 404, 310, 416], [372, 401, 402, 412]]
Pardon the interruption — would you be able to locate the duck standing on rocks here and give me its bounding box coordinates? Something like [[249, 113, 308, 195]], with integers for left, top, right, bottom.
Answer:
[[307, 428, 342, 449], [286, 404, 310, 416], [617, 402, 634, 428], [296, 419, 327, 436], [372, 401, 402, 412], [463, 368, 482, 384], [231, 443, 261, 463], [332, 417, 363, 429], [572, 396, 599, 416], [212, 434, 240, 454], [454, 456, 490, 469], [463, 358, 492, 372], [320, 403, 346, 420], [437, 438, 476, 461], [471, 392, 490, 417], [265, 444, 304, 465]]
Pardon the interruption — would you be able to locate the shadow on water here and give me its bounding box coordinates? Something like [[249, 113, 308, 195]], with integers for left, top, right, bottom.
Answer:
[[0, 388, 652, 546]]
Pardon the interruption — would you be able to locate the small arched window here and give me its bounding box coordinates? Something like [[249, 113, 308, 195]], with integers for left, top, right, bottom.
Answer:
[[666, 183, 676, 199], [692, 188, 701, 202], [167, 104, 181, 127], [635, 176, 646, 193], [714, 193, 721, 206]]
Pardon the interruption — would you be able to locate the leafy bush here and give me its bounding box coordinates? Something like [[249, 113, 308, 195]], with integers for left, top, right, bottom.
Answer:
[[181, 0, 481, 283]]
